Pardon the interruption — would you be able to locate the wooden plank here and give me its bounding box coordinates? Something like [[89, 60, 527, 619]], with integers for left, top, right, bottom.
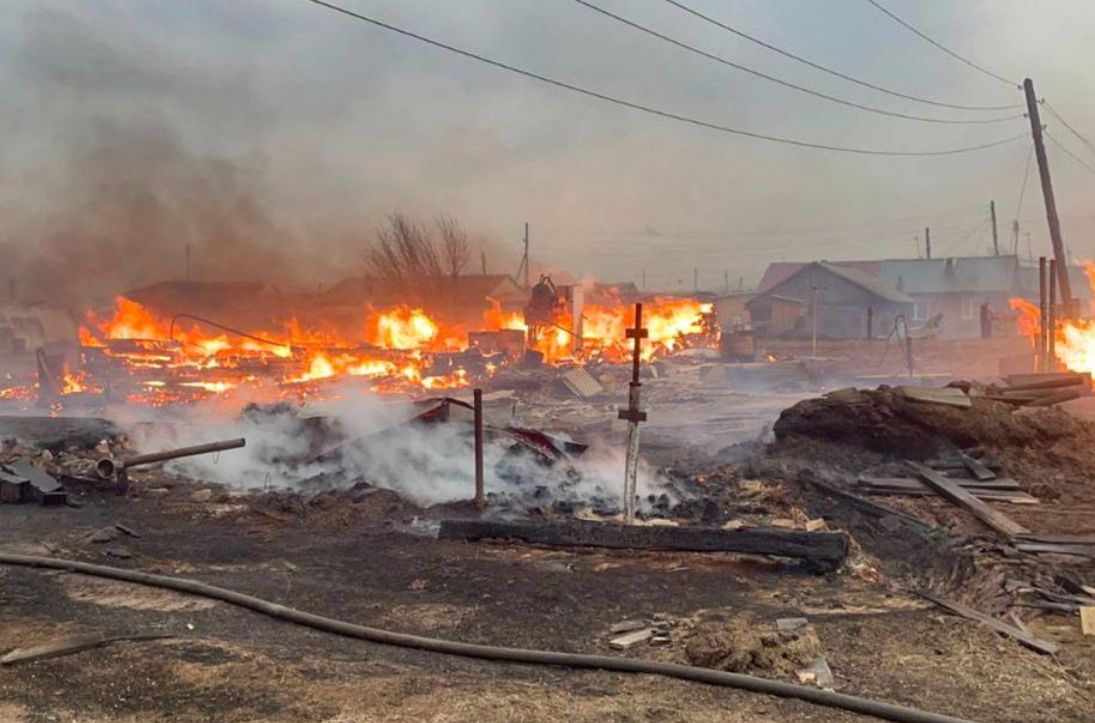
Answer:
[[859, 488, 1039, 504], [1004, 372, 1090, 390], [907, 461, 1029, 537], [858, 477, 1020, 491], [959, 452, 997, 481], [898, 386, 971, 408], [1027, 388, 1082, 407], [920, 593, 1059, 655], [803, 476, 938, 536], [438, 519, 849, 567], [1082, 607, 1095, 636], [1014, 542, 1095, 559]]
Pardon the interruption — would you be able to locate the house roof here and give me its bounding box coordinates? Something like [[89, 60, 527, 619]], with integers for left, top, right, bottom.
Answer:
[[876, 255, 1020, 295], [749, 261, 913, 306], [1016, 263, 1093, 299], [755, 260, 881, 294]]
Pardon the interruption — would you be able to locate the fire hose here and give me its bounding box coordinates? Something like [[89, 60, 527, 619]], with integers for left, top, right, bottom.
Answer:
[[0, 553, 972, 723]]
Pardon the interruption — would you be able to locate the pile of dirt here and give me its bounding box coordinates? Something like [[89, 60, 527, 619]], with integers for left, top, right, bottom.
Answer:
[[773, 386, 1095, 470]]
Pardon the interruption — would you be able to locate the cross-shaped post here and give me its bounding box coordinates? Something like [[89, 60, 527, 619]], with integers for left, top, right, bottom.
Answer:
[[618, 302, 648, 523]]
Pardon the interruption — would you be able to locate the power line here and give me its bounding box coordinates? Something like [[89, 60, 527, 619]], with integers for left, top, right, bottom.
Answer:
[[570, 0, 1022, 125], [863, 0, 1016, 87], [659, 0, 1020, 112], [301, 0, 1025, 157], [1046, 131, 1095, 177], [1014, 145, 1034, 222], [1043, 101, 1095, 156]]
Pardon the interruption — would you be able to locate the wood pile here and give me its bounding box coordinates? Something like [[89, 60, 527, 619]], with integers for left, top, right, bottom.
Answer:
[[984, 371, 1091, 407]]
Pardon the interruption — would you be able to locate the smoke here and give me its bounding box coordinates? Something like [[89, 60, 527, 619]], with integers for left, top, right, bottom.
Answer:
[[3, 0, 1092, 303], [121, 383, 671, 513]]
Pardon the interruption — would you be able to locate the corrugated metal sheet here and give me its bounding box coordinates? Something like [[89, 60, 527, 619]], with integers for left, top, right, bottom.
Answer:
[[560, 367, 605, 399]]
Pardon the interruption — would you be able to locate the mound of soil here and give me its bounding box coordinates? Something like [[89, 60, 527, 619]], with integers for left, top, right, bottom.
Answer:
[[684, 611, 821, 677], [773, 386, 1091, 461]]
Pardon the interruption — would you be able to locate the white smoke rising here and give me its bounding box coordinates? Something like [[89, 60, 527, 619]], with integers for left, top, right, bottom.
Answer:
[[117, 383, 672, 511]]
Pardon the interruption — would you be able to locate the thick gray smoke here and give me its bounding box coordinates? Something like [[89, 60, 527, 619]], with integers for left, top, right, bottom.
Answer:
[[121, 386, 671, 512]]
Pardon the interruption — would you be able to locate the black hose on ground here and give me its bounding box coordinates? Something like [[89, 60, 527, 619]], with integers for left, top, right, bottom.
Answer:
[[0, 553, 972, 723]]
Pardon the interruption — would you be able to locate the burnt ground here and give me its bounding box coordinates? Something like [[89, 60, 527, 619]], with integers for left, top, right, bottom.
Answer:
[[2, 478, 1094, 723]]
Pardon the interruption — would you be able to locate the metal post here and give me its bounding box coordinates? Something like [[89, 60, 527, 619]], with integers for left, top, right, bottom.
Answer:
[[1038, 257, 1048, 372], [619, 303, 648, 524], [1024, 78, 1073, 310], [473, 388, 485, 509], [1048, 259, 1057, 371]]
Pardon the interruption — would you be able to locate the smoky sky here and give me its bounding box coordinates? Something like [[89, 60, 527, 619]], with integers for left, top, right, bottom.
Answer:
[[1, 0, 1092, 303]]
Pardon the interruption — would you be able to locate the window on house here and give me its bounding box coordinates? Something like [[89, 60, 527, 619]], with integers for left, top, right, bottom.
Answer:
[[912, 300, 928, 321], [961, 297, 979, 320]]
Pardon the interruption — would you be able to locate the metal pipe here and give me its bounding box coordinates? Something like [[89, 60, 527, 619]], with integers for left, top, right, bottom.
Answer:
[[96, 438, 246, 481]]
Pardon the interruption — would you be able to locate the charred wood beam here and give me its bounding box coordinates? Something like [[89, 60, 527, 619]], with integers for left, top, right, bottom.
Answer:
[[438, 518, 849, 569]]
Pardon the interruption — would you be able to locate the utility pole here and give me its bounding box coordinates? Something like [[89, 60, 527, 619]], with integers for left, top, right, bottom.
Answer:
[[523, 222, 530, 289], [480, 250, 487, 275], [693, 267, 698, 294], [1024, 78, 1073, 308], [925, 227, 931, 260], [641, 268, 646, 290], [810, 285, 820, 356], [990, 201, 999, 256], [185, 244, 192, 282], [724, 269, 729, 293]]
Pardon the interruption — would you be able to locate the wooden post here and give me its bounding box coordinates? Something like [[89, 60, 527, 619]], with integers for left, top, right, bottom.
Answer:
[[619, 303, 648, 524], [523, 223, 530, 290], [1048, 259, 1057, 371], [990, 200, 999, 256], [473, 388, 485, 509], [810, 286, 820, 356], [925, 227, 931, 260], [1038, 257, 1048, 372], [1024, 78, 1073, 310]]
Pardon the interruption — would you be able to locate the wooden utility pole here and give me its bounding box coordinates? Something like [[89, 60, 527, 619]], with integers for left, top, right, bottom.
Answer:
[[724, 269, 729, 293], [693, 267, 698, 294], [480, 250, 487, 275], [618, 304, 648, 524], [925, 227, 931, 260], [1024, 78, 1073, 308], [185, 244, 192, 282], [810, 285, 820, 356], [1038, 257, 1048, 371], [641, 268, 646, 290], [1048, 259, 1057, 371], [990, 201, 999, 256], [523, 223, 530, 289]]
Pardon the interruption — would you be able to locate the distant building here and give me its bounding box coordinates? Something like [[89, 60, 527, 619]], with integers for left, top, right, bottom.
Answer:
[[754, 255, 1029, 339], [323, 274, 528, 320], [876, 256, 1020, 339], [747, 261, 913, 339]]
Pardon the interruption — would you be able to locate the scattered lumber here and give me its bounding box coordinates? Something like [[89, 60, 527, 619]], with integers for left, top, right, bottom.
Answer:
[[1013, 542, 1095, 559], [898, 386, 971, 408], [919, 592, 1059, 655], [858, 476, 1020, 490], [959, 451, 996, 482], [907, 462, 1029, 538], [0, 632, 174, 666], [438, 518, 849, 568], [801, 474, 938, 536], [987, 372, 1091, 407]]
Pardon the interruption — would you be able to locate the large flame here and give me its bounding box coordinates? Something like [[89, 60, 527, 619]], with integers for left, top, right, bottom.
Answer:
[[1009, 261, 1095, 374]]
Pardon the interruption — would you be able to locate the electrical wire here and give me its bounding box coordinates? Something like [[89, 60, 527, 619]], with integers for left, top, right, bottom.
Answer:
[[1014, 145, 1034, 222], [301, 0, 1025, 157], [1046, 132, 1095, 177], [659, 0, 1020, 112], [570, 0, 1022, 125], [0, 553, 973, 723], [863, 0, 1016, 87], [1043, 101, 1095, 156]]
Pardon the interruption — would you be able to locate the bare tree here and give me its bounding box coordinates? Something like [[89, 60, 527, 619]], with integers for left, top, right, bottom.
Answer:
[[365, 212, 444, 287], [436, 214, 470, 279]]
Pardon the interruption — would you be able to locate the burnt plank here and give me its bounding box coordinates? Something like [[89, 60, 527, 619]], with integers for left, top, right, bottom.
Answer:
[[907, 461, 1029, 538], [959, 452, 997, 481], [920, 593, 1059, 655], [858, 477, 1020, 491], [438, 519, 849, 566]]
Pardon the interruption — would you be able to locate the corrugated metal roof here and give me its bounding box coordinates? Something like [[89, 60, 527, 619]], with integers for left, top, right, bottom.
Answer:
[[877, 256, 1020, 295], [1015, 263, 1093, 299]]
